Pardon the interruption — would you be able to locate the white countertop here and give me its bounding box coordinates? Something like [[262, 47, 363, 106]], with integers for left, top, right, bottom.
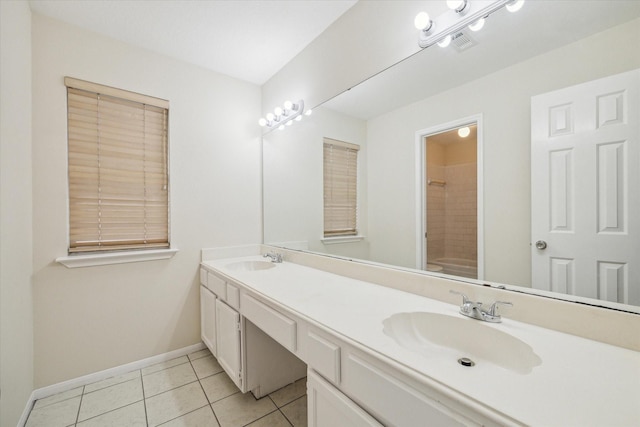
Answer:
[[203, 256, 640, 426]]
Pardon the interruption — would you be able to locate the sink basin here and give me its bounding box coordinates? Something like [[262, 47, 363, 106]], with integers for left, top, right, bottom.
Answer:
[[225, 260, 276, 272], [383, 312, 541, 374]]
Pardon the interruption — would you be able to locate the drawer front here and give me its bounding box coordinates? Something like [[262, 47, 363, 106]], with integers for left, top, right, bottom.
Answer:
[[199, 268, 208, 286], [226, 283, 240, 310], [207, 272, 227, 300], [241, 294, 296, 352], [343, 352, 473, 427], [308, 369, 382, 427], [307, 329, 341, 384]]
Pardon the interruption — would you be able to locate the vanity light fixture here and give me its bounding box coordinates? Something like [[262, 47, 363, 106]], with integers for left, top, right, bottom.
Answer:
[[258, 99, 306, 131], [415, 0, 521, 49], [414, 11, 434, 33], [438, 35, 452, 48], [506, 0, 525, 13], [468, 17, 485, 32], [446, 0, 468, 14]]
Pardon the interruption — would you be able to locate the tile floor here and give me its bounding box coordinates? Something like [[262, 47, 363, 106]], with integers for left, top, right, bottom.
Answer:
[[25, 348, 307, 427]]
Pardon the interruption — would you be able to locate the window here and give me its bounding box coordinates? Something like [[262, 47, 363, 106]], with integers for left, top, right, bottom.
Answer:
[[65, 77, 169, 253], [323, 138, 359, 237]]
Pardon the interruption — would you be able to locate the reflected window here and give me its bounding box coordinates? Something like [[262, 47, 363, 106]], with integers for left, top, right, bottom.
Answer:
[[323, 138, 359, 237]]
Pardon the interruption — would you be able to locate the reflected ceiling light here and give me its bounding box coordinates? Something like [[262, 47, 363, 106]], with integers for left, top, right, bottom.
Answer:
[[458, 127, 471, 138], [305, 109, 313, 116], [437, 34, 452, 48], [447, 0, 468, 13], [468, 17, 485, 32], [415, 0, 519, 49], [506, 0, 525, 12], [414, 11, 434, 33], [259, 99, 306, 132]]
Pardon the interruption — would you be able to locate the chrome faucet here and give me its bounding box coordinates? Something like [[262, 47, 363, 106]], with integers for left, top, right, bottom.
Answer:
[[450, 290, 512, 323], [263, 252, 283, 263]]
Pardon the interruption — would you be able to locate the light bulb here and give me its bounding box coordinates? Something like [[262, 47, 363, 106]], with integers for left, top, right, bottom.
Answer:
[[283, 100, 293, 110], [305, 109, 313, 116], [274, 107, 283, 116], [446, 0, 467, 12], [437, 35, 452, 48], [458, 127, 470, 138], [278, 125, 285, 130], [468, 18, 485, 32], [266, 113, 274, 121], [286, 120, 293, 126], [506, 0, 524, 13], [295, 115, 303, 121], [414, 12, 432, 31], [258, 118, 267, 127]]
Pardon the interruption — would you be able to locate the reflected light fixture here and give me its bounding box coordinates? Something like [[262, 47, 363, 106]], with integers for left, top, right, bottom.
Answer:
[[437, 35, 452, 48], [259, 99, 306, 131], [414, 11, 433, 33], [506, 0, 525, 13], [458, 126, 471, 138], [446, 0, 468, 14], [468, 17, 485, 32], [415, 0, 523, 49]]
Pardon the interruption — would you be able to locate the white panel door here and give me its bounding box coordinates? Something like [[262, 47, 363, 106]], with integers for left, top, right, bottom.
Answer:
[[531, 69, 640, 305], [216, 299, 243, 390], [200, 285, 217, 356]]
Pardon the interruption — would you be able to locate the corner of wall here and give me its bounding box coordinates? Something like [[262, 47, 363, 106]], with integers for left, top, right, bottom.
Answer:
[[0, 1, 35, 425]]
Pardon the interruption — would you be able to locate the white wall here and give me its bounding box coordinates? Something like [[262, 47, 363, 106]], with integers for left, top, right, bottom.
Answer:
[[0, 1, 34, 425], [31, 14, 262, 387], [366, 19, 640, 285], [263, 107, 369, 260], [262, 1, 446, 113]]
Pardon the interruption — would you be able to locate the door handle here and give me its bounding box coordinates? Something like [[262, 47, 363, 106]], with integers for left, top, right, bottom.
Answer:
[[535, 240, 547, 250]]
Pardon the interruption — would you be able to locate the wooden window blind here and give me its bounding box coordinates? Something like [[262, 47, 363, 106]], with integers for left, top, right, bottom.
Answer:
[[65, 77, 170, 253], [323, 138, 359, 237]]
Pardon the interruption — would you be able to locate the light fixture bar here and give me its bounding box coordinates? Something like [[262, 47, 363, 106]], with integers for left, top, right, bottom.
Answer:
[[259, 99, 306, 132], [417, 0, 512, 49]]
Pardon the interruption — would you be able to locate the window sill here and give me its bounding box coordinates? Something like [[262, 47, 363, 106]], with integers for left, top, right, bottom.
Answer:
[[56, 248, 179, 268], [321, 235, 366, 245]]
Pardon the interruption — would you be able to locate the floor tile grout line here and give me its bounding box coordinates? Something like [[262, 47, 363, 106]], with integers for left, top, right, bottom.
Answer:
[[28, 391, 83, 413], [278, 407, 295, 427], [73, 399, 145, 426], [140, 369, 149, 427], [73, 385, 85, 426], [191, 352, 224, 426], [142, 359, 191, 377], [153, 403, 212, 427]]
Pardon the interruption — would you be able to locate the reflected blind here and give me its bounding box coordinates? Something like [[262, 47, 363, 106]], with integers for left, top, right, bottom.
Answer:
[[323, 138, 359, 237], [65, 77, 170, 253]]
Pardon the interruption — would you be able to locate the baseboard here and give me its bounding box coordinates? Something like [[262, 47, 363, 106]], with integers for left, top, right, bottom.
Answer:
[[19, 342, 206, 426]]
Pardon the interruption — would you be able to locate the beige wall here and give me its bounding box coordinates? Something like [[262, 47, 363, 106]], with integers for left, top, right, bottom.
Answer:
[[366, 18, 640, 285], [31, 14, 262, 387], [0, 1, 34, 425]]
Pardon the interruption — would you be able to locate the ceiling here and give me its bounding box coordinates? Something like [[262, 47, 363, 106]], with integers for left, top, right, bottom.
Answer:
[[28, 0, 357, 85]]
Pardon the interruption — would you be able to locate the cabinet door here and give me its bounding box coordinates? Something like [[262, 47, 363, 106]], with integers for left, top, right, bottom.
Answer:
[[200, 285, 217, 356], [216, 299, 243, 390], [308, 370, 382, 427]]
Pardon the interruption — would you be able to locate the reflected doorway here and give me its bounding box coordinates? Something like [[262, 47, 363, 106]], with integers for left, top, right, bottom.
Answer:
[[417, 117, 483, 280]]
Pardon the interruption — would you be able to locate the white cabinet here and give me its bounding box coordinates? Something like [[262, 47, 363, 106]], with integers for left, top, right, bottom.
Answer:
[[308, 369, 383, 427], [200, 285, 217, 356], [216, 299, 244, 390], [200, 268, 306, 398]]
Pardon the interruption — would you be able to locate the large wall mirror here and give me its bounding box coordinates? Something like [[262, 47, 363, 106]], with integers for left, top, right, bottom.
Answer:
[[263, 1, 640, 312]]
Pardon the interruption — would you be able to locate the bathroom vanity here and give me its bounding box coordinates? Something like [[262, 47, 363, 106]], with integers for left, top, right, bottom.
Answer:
[[200, 247, 640, 426]]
